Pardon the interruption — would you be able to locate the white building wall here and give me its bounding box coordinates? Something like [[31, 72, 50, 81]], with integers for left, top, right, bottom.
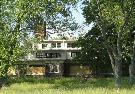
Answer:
[[25, 40, 80, 60], [61, 42, 65, 48], [48, 43, 51, 48], [60, 52, 66, 59], [65, 43, 67, 48], [67, 52, 72, 59]]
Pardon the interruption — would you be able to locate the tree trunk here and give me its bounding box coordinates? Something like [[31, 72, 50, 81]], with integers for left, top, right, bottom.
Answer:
[[129, 57, 135, 85], [129, 39, 135, 85], [107, 48, 122, 88], [107, 49, 115, 73], [114, 57, 122, 88], [129, 51, 135, 85]]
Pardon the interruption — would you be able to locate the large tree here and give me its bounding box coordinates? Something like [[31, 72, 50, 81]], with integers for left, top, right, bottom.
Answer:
[[83, 0, 135, 88], [0, 0, 77, 86], [75, 26, 112, 75]]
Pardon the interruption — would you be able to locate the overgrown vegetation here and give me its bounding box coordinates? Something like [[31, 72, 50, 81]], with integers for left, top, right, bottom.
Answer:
[[0, 77, 135, 94]]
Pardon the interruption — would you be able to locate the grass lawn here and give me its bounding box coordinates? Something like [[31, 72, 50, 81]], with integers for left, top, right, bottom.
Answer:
[[0, 77, 135, 94]]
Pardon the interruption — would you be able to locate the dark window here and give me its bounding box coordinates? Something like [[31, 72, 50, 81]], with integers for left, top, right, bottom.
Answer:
[[51, 53, 57, 58], [51, 43, 56, 48], [36, 52, 61, 58], [71, 52, 79, 58], [67, 43, 75, 48], [57, 53, 61, 58], [36, 52, 43, 58], [57, 43, 61, 48], [46, 53, 52, 58], [71, 52, 77, 58], [42, 43, 47, 49]]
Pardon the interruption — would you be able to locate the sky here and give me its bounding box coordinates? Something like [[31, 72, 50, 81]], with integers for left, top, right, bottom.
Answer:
[[71, 0, 93, 32], [49, 0, 93, 39]]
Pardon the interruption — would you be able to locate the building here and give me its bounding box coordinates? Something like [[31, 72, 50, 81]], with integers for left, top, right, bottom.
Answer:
[[8, 23, 92, 77], [9, 39, 91, 77]]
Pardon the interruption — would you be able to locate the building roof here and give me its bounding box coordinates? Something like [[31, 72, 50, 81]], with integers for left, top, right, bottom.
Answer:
[[41, 39, 77, 43]]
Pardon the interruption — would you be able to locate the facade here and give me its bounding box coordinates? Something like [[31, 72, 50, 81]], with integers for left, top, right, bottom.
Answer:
[[9, 39, 91, 77]]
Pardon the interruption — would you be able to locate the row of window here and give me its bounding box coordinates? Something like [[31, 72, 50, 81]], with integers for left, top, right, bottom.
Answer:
[[51, 43, 61, 48], [42, 43, 75, 49], [36, 53, 61, 58], [36, 52, 79, 58]]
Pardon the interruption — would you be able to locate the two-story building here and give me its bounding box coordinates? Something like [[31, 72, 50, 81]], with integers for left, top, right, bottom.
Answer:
[[8, 39, 91, 77], [8, 24, 91, 77]]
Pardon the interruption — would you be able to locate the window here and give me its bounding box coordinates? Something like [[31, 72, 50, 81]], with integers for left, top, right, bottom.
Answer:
[[57, 53, 61, 58], [42, 43, 48, 49], [57, 43, 61, 48], [51, 43, 56, 48], [36, 52, 44, 58], [36, 51, 46, 58], [36, 52, 61, 58], [51, 53, 57, 58], [46, 53, 52, 58], [71, 52, 79, 58], [49, 64, 59, 73], [67, 43, 75, 48], [48, 53, 61, 58]]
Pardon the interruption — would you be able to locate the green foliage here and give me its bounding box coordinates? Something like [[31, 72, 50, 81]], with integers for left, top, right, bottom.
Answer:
[[82, 0, 135, 86], [83, 0, 135, 29], [82, 0, 135, 63], [0, 0, 78, 79], [0, 77, 134, 94], [0, 22, 30, 77], [74, 26, 112, 72]]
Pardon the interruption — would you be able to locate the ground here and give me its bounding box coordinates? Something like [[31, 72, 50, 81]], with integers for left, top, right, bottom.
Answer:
[[0, 77, 135, 94]]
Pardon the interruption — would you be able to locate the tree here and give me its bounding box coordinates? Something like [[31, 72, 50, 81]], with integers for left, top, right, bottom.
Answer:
[[0, 21, 30, 76], [75, 26, 112, 75], [0, 0, 77, 86], [124, 26, 135, 85], [82, 0, 135, 88]]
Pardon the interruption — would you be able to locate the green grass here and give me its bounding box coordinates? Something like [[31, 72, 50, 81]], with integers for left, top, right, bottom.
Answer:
[[0, 77, 135, 94]]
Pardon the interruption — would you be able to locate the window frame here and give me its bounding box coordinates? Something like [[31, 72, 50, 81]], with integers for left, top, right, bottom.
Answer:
[[71, 52, 77, 58], [51, 43, 56, 48], [57, 43, 61, 48], [42, 43, 48, 49], [67, 43, 75, 48]]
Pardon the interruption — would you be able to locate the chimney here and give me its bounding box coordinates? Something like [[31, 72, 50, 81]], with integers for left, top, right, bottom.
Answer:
[[35, 22, 46, 41]]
